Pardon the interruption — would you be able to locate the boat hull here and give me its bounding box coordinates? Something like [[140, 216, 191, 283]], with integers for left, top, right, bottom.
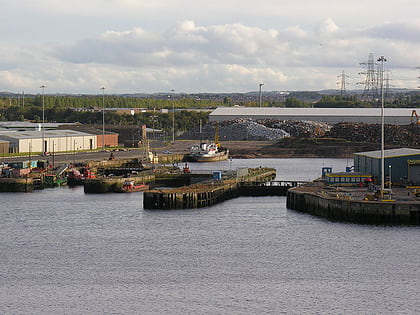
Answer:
[[117, 184, 149, 193], [189, 150, 229, 162]]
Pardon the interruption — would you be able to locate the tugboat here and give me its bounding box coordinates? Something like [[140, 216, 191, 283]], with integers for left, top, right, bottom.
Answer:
[[189, 142, 229, 162], [188, 125, 229, 162], [118, 180, 149, 193]]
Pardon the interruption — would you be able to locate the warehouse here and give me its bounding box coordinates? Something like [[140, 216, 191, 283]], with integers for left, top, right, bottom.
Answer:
[[57, 125, 119, 148], [0, 130, 97, 153], [354, 148, 420, 185], [0, 121, 77, 130], [209, 107, 420, 125]]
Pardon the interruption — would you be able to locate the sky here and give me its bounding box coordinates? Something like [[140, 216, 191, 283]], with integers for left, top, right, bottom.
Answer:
[[1, 0, 420, 94]]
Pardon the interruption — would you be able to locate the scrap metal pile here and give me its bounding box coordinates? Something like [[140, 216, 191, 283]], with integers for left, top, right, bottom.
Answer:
[[328, 122, 419, 147], [181, 119, 330, 141], [181, 119, 418, 146]]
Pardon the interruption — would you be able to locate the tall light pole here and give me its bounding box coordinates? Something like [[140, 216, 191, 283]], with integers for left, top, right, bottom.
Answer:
[[40, 85, 46, 154], [378, 56, 387, 199], [171, 89, 175, 143], [100, 87, 105, 150], [259, 82, 264, 107], [388, 164, 392, 194]]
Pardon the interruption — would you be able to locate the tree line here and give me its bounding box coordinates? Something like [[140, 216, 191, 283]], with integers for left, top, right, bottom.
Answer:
[[1, 93, 419, 130]]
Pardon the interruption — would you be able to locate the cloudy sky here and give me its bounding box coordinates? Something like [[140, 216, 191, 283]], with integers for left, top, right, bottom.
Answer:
[[1, 0, 420, 94]]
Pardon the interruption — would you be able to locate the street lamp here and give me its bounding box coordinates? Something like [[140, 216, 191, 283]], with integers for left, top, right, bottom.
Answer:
[[100, 87, 105, 150], [40, 85, 46, 155], [259, 82, 264, 107], [171, 89, 175, 143], [377, 56, 387, 199], [150, 115, 158, 145]]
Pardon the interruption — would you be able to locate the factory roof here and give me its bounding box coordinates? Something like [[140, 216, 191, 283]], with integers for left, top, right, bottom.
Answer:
[[210, 107, 420, 117], [0, 129, 93, 141], [0, 121, 78, 129], [57, 125, 118, 135], [354, 148, 420, 159]]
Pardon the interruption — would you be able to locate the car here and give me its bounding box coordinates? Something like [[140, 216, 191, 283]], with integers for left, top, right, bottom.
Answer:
[[162, 150, 171, 154]]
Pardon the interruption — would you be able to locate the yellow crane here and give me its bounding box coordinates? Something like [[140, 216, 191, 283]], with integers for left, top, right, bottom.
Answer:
[[214, 124, 220, 147]]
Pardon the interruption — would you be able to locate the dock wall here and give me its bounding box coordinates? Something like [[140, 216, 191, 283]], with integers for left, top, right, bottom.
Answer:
[[144, 181, 240, 209], [287, 188, 420, 225], [144, 168, 278, 210], [0, 177, 34, 192], [84, 174, 155, 193]]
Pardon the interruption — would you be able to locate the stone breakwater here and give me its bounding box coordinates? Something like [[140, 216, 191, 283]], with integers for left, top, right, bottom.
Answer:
[[287, 186, 420, 225]]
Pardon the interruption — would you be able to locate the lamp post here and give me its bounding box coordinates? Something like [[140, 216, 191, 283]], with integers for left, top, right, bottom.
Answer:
[[377, 56, 386, 199], [100, 87, 105, 150], [150, 115, 158, 146], [259, 82, 264, 107], [73, 139, 77, 165], [52, 141, 55, 170], [388, 165, 392, 194], [171, 89, 175, 143], [40, 85, 46, 155]]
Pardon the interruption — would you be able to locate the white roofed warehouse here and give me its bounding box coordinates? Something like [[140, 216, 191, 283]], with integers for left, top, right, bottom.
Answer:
[[0, 130, 97, 154], [209, 107, 420, 125]]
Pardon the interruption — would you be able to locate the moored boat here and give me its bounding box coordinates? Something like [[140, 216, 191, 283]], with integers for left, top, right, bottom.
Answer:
[[118, 180, 149, 193], [189, 142, 229, 162], [67, 168, 96, 186]]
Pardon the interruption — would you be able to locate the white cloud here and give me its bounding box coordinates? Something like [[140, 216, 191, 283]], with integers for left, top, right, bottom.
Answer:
[[1, 18, 420, 93]]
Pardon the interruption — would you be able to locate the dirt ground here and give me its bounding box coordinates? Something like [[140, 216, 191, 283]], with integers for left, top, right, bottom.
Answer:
[[161, 139, 375, 158]]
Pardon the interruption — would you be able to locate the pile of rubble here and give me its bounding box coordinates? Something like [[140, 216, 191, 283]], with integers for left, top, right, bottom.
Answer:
[[180, 119, 418, 146], [180, 119, 331, 141], [328, 122, 419, 147], [218, 119, 289, 140], [269, 120, 331, 138]]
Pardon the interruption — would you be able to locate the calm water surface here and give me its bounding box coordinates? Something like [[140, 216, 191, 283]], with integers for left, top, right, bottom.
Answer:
[[0, 159, 418, 314]]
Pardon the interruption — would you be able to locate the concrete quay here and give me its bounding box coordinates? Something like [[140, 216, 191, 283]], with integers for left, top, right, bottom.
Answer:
[[287, 185, 420, 225], [143, 168, 277, 210], [0, 177, 34, 192]]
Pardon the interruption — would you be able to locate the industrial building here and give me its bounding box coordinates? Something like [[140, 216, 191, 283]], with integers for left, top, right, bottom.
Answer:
[[57, 125, 118, 148], [0, 122, 119, 152], [0, 121, 77, 130], [209, 107, 420, 125], [0, 130, 97, 153], [354, 148, 420, 184]]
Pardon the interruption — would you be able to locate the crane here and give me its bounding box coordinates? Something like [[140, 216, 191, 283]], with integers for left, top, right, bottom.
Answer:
[[411, 110, 420, 125]]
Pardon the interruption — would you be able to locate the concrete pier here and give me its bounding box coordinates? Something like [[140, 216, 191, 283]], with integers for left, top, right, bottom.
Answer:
[[144, 180, 240, 209], [287, 186, 420, 225], [0, 177, 34, 192], [144, 168, 277, 210], [84, 174, 155, 193]]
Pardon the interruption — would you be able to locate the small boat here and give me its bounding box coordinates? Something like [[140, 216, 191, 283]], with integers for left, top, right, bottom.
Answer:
[[67, 168, 96, 186], [118, 180, 149, 193], [188, 142, 229, 162]]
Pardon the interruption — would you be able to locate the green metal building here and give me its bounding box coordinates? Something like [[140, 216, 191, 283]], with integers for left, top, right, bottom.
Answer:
[[354, 148, 420, 185]]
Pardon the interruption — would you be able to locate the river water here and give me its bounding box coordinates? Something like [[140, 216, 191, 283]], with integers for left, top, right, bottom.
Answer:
[[1, 158, 418, 314]]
